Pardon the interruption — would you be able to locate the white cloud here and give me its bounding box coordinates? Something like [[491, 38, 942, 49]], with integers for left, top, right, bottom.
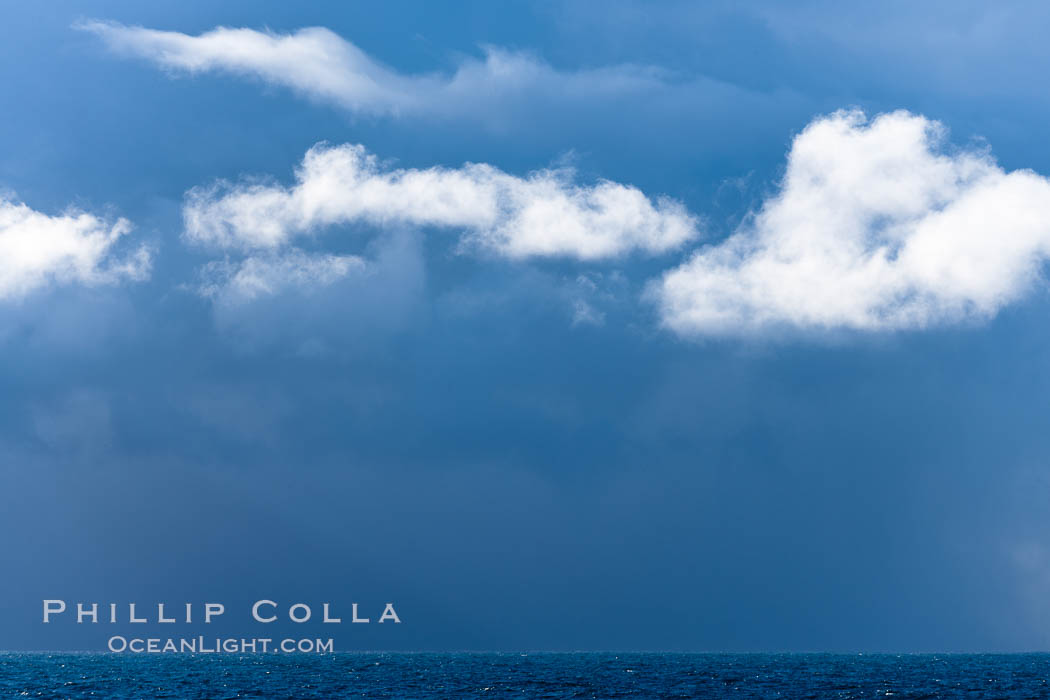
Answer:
[[0, 196, 150, 300], [183, 142, 698, 260], [78, 21, 664, 118], [654, 109, 1050, 335], [197, 249, 366, 307]]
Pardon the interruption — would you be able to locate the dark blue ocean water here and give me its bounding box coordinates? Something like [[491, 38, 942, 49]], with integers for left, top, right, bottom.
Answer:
[[3, 652, 1050, 698]]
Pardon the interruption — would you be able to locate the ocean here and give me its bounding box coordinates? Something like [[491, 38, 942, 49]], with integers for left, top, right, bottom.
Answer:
[[2, 652, 1049, 698]]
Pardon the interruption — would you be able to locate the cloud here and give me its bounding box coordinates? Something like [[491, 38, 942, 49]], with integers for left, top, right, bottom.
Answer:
[[199, 231, 426, 352], [571, 299, 604, 326], [183, 142, 698, 260], [77, 21, 665, 119], [0, 196, 150, 300], [653, 109, 1050, 336], [197, 249, 366, 307]]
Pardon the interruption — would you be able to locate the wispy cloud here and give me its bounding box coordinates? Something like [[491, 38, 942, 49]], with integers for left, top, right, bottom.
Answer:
[[653, 109, 1050, 335], [183, 142, 698, 260], [197, 231, 427, 351], [0, 196, 149, 300], [77, 21, 666, 119], [197, 249, 366, 307]]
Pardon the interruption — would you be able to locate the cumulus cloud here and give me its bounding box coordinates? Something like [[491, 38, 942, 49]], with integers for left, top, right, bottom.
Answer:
[[654, 109, 1050, 335], [196, 249, 366, 307], [183, 142, 698, 260], [77, 21, 664, 118], [0, 196, 150, 300]]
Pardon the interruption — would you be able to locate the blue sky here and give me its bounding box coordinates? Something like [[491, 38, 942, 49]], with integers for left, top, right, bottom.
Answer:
[[5, 0, 1050, 651]]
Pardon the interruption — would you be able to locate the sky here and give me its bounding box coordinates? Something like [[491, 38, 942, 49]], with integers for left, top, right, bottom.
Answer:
[[4, 0, 1050, 652]]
